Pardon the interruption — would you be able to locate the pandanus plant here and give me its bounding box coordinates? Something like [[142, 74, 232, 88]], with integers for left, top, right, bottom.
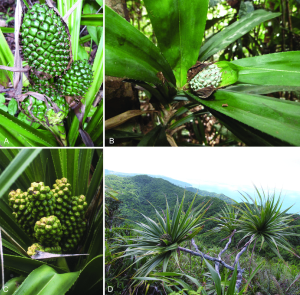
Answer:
[[0, 0, 103, 147], [106, 1, 300, 146], [0, 149, 103, 295], [111, 188, 300, 294]]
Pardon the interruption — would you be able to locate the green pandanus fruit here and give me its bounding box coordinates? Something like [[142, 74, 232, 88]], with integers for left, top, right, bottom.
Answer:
[[21, 84, 69, 146], [34, 215, 63, 245], [8, 189, 35, 237], [61, 195, 87, 252], [56, 59, 93, 103], [51, 179, 87, 252], [189, 64, 222, 91], [9, 179, 88, 253], [21, 3, 71, 78]]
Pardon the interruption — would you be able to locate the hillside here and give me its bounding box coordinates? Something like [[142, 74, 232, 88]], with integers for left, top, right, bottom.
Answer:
[[106, 171, 234, 204], [105, 175, 233, 235], [106, 174, 300, 251], [185, 186, 234, 204], [105, 169, 192, 188]]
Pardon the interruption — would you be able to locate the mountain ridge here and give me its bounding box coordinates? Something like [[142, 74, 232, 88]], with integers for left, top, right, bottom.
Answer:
[[105, 174, 235, 222], [105, 169, 192, 188]]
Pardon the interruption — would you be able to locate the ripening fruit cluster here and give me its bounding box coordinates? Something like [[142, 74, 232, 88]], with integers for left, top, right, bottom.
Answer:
[[8, 179, 88, 257], [20, 3, 94, 126], [22, 83, 69, 126], [190, 64, 222, 91]]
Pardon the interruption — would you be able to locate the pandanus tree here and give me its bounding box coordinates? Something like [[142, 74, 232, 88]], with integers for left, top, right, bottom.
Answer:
[[111, 189, 300, 294], [105, 1, 300, 146]]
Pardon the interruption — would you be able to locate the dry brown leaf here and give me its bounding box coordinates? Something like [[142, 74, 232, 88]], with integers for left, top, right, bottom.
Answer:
[[105, 110, 157, 130]]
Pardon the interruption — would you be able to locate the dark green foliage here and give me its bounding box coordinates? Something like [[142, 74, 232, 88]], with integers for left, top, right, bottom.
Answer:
[[105, 174, 232, 223], [106, 174, 300, 261], [105, 169, 193, 188], [185, 186, 234, 204]]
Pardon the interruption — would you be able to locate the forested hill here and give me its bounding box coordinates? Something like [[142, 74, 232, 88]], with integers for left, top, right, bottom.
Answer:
[[185, 186, 234, 204], [106, 174, 300, 251], [105, 174, 234, 222], [105, 169, 192, 188]]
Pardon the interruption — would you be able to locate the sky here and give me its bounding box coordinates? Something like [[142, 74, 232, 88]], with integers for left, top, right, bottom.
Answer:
[[105, 147, 300, 212]]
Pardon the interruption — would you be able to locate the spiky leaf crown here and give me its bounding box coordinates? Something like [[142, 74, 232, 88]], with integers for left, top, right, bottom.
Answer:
[[159, 233, 172, 246], [189, 64, 222, 91]]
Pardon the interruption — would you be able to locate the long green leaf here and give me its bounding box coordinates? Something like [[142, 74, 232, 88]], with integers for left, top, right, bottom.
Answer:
[[14, 264, 79, 294], [68, 32, 103, 146], [0, 110, 58, 147], [187, 90, 300, 145], [86, 212, 103, 264], [72, 255, 102, 295], [209, 109, 287, 146], [199, 10, 281, 61], [3, 254, 46, 274], [238, 262, 264, 294], [144, 0, 209, 87], [78, 150, 93, 196], [0, 28, 14, 85], [81, 14, 103, 26], [105, 6, 176, 86], [85, 100, 103, 144], [0, 125, 28, 147], [225, 84, 300, 94], [86, 151, 102, 205], [203, 259, 222, 295], [0, 149, 42, 199], [227, 265, 238, 294], [67, 149, 80, 196], [230, 51, 300, 86], [0, 209, 32, 249], [137, 125, 169, 146]]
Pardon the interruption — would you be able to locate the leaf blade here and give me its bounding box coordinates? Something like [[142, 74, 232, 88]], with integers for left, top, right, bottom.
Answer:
[[105, 6, 176, 85], [199, 10, 281, 61], [144, 0, 209, 87]]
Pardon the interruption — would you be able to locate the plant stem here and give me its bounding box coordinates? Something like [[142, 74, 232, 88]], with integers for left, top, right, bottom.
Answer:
[[215, 229, 236, 278], [179, 240, 235, 271], [234, 234, 255, 291], [179, 235, 255, 291], [49, 122, 68, 146]]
